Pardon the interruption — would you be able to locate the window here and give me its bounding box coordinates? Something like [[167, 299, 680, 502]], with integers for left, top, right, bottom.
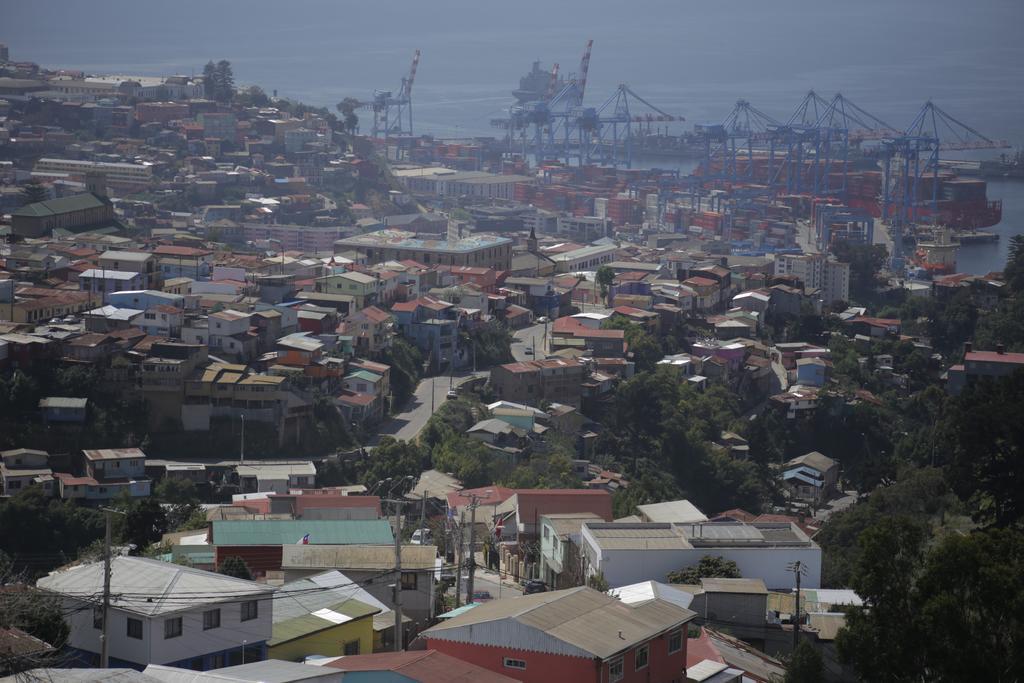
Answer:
[[203, 608, 220, 630], [668, 629, 682, 654], [127, 618, 142, 640], [401, 572, 418, 591], [609, 657, 623, 682], [344, 640, 360, 656], [241, 600, 258, 621], [164, 617, 182, 639], [503, 658, 527, 670], [93, 607, 102, 630], [635, 644, 649, 670]]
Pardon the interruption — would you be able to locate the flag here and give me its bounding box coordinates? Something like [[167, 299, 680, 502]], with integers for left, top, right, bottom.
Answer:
[[297, 533, 310, 545]]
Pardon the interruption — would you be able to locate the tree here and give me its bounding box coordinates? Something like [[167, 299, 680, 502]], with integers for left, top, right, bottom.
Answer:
[[154, 478, 199, 506], [214, 60, 235, 103], [218, 555, 253, 580], [117, 497, 169, 552], [0, 551, 70, 655], [362, 437, 427, 488], [336, 97, 361, 134], [595, 265, 615, 303], [666, 555, 741, 584], [1003, 234, 1024, 295], [587, 571, 610, 592], [835, 518, 929, 681], [944, 370, 1024, 528], [236, 85, 270, 108], [785, 640, 824, 683], [19, 179, 49, 206], [202, 61, 217, 99]]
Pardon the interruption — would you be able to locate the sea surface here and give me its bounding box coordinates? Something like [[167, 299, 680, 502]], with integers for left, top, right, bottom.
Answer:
[[6, 0, 1024, 273]]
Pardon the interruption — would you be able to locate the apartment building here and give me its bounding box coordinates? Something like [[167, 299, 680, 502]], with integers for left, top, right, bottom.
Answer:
[[490, 359, 586, 408], [774, 252, 850, 306]]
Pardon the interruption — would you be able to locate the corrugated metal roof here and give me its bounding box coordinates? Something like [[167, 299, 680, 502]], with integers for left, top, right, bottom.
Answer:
[[212, 520, 393, 546], [37, 556, 273, 617], [425, 587, 695, 660], [268, 598, 378, 646], [637, 499, 708, 524], [281, 544, 437, 571], [701, 578, 768, 595]]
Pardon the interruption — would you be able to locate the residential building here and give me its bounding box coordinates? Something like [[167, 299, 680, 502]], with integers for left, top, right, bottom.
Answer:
[[556, 215, 613, 242], [636, 500, 709, 525], [243, 223, 344, 255], [209, 519, 394, 577], [490, 359, 586, 408], [335, 230, 513, 270], [38, 396, 88, 424], [548, 243, 618, 273], [78, 269, 147, 302], [316, 271, 381, 309], [946, 344, 1024, 395], [33, 158, 153, 192], [197, 112, 238, 141], [420, 587, 697, 683], [390, 297, 461, 372], [152, 245, 214, 280], [133, 306, 184, 338], [773, 252, 850, 306], [206, 309, 258, 360], [782, 451, 840, 504], [538, 512, 602, 589], [74, 448, 150, 500], [342, 307, 392, 357], [98, 251, 159, 289], [37, 556, 275, 670], [580, 521, 822, 590], [0, 448, 53, 497], [235, 463, 318, 494], [279, 544, 439, 637], [268, 588, 378, 662]]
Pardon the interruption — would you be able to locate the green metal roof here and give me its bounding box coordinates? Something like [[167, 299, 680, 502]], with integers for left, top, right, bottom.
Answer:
[[345, 370, 382, 383], [12, 193, 108, 218], [212, 519, 394, 546], [268, 598, 379, 646]]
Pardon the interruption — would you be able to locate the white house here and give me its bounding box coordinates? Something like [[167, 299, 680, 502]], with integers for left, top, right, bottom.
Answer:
[[580, 521, 821, 590], [37, 556, 275, 670], [236, 463, 317, 494]]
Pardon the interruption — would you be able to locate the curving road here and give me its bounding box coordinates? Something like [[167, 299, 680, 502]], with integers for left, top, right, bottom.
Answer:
[[368, 370, 488, 445]]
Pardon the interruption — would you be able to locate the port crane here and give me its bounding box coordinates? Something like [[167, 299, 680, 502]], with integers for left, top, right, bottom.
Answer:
[[367, 50, 421, 149], [881, 100, 1010, 269], [695, 99, 780, 185], [572, 84, 683, 167]]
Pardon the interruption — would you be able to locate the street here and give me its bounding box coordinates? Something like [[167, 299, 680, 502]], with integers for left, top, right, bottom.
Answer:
[[511, 322, 549, 362], [368, 370, 488, 445]]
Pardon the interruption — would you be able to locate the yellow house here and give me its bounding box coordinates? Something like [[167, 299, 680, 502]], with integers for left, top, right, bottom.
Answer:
[[268, 598, 379, 662]]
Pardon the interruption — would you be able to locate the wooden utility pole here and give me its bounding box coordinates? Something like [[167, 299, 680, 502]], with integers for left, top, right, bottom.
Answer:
[[100, 509, 112, 668], [465, 499, 478, 604], [788, 560, 806, 651]]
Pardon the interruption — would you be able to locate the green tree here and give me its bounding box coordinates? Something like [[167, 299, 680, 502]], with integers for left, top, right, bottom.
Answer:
[[202, 61, 217, 98], [587, 571, 610, 592], [835, 517, 929, 681], [944, 370, 1024, 528], [666, 555, 741, 584], [362, 437, 427, 488], [214, 60, 235, 102], [595, 265, 615, 303], [7, 371, 40, 413], [785, 640, 824, 683], [218, 555, 253, 580], [236, 85, 270, 107], [336, 97, 361, 134], [1003, 234, 1024, 295], [117, 497, 169, 552], [19, 179, 49, 206], [154, 478, 199, 506], [380, 338, 423, 409]]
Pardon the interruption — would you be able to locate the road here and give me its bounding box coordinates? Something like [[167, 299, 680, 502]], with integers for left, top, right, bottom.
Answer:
[[368, 370, 488, 445], [511, 322, 549, 362]]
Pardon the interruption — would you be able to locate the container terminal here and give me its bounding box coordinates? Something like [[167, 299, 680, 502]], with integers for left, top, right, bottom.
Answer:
[[356, 41, 1012, 276]]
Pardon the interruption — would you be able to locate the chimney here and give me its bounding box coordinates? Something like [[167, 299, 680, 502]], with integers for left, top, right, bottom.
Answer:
[[964, 341, 972, 354], [997, 343, 1005, 355]]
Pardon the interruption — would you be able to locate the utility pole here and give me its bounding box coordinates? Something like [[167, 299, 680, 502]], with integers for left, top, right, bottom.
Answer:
[[454, 508, 465, 608], [788, 560, 807, 651], [420, 490, 427, 537], [100, 507, 125, 668], [393, 501, 403, 651], [240, 414, 245, 464], [458, 491, 492, 604]]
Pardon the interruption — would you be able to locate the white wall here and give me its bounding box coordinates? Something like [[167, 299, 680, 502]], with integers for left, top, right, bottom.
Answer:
[[63, 597, 273, 666], [583, 540, 822, 591]]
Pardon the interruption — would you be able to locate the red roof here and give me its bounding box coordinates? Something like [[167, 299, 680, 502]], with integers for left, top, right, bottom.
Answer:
[[966, 350, 1024, 364], [613, 305, 656, 318], [684, 276, 718, 288], [324, 649, 518, 682], [446, 485, 516, 511], [712, 508, 758, 523], [358, 306, 392, 323], [577, 328, 625, 339], [390, 300, 419, 313], [686, 628, 726, 670], [552, 317, 587, 334], [337, 391, 376, 406]]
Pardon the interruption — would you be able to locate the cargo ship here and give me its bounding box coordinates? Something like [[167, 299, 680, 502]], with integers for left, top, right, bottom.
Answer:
[[513, 61, 566, 104]]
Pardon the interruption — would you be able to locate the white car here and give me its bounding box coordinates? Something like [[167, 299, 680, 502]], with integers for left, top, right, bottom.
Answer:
[[536, 316, 550, 324], [446, 389, 459, 400]]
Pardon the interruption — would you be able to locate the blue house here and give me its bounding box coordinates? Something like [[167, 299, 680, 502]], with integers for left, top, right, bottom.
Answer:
[[38, 396, 88, 423]]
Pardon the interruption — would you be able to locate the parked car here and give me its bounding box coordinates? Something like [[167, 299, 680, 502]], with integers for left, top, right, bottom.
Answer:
[[471, 590, 493, 602], [411, 528, 432, 545], [536, 316, 550, 324], [522, 579, 547, 595], [446, 389, 459, 400]]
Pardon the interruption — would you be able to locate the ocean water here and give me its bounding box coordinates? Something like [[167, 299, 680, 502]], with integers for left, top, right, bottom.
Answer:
[[6, 0, 1024, 272]]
